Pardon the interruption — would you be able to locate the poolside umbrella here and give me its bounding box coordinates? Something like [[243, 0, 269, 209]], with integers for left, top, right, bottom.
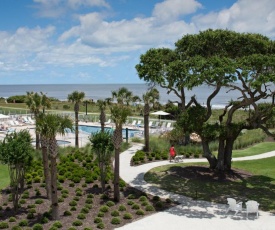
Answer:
[[151, 111, 170, 121]]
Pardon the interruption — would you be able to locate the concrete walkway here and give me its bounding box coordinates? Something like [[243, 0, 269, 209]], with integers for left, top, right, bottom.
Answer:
[[116, 144, 275, 230]]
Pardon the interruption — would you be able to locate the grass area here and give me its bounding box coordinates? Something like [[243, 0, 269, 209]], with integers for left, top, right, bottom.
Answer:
[[232, 142, 275, 157], [144, 156, 275, 212], [0, 164, 9, 190]]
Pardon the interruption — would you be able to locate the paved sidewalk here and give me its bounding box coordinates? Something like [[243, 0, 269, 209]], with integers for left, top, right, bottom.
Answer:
[[116, 144, 275, 230]]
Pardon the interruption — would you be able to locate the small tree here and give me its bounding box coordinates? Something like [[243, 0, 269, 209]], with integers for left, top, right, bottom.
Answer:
[[68, 91, 85, 148], [90, 131, 114, 193], [0, 130, 33, 213]]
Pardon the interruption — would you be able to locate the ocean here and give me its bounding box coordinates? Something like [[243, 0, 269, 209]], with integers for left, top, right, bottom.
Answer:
[[0, 83, 246, 107]]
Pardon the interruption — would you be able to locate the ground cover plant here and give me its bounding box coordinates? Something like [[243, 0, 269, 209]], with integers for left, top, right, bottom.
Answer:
[[0, 146, 175, 229]]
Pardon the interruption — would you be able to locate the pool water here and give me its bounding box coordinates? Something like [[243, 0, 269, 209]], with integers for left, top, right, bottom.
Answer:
[[78, 125, 140, 138]]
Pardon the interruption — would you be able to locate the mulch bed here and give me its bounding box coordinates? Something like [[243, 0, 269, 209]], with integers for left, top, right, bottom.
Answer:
[[0, 180, 176, 230]]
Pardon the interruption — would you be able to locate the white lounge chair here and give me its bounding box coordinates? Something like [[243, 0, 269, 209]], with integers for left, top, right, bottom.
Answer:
[[27, 117, 35, 124], [226, 198, 242, 215], [105, 119, 111, 125], [7, 120, 16, 126], [246, 200, 259, 218], [131, 120, 137, 127], [136, 120, 142, 127]]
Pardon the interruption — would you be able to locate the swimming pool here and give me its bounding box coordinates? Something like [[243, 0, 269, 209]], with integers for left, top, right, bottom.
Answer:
[[78, 125, 140, 138]]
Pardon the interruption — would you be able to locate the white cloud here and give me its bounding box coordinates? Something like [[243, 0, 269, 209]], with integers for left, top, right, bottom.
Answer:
[[33, 0, 109, 18], [153, 0, 202, 22], [192, 0, 275, 37]]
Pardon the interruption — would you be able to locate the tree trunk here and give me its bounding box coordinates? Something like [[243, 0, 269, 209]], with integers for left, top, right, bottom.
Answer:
[[201, 138, 217, 169], [144, 104, 150, 152], [41, 136, 51, 199], [112, 128, 122, 202], [216, 138, 225, 171], [35, 132, 40, 150], [75, 111, 79, 148], [100, 111, 106, 133], [49, 139, 59, 220], [224, 138, 235, 170]]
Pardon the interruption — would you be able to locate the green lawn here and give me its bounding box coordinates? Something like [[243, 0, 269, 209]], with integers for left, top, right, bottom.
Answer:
[[144, 157, 275, 212], [232, 142, 275, 157], [0, 164, 9, 190]]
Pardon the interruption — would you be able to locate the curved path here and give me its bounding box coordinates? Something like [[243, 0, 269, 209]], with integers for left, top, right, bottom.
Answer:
[[116, 144, 275, 230]]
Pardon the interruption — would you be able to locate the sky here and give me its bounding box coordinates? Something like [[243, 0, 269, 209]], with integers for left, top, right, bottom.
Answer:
[[0, 0, 275, 85]]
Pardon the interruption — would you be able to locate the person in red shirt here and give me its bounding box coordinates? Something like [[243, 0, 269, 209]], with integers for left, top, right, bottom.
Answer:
[[169, 144, 176, 162]]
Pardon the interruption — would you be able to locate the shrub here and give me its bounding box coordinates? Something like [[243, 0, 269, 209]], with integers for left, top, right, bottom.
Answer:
[[61, 189, 69, 194], [27, 204, 36, 209], [19, 199, 26, 204], [127, 200, 134, 205], [99, 205, 109, 213], [87, 194, 94, 198], [155, 201, 164, 208], [28, 208, 36, 213], [111, 217, 121, 225], [123, 213, 133, 219], [100, 194, 108, 200], [72, 220, 82, 226], [111, 210, 120, 217], [96, 223, 105, 229], [58, 197, 64, 203], [97, 212, 104, 217], [40, 217, 49, 224], [11, 226, 22, 230], [70, 206, 77, 211], [127, 194, 136, 199], [27, 213, 34, 219], [85, 204, 92, 209], [118, 205, 126, 211], [85, 198, 93, 204], [81, 207, 89, 214], [77, 213, 86, 220], [52, 221, 62, 228], [145, 205, 155, 211], [152, 195, 160, 201], [94, 217, 102, 223], [9, 217, 16, 222], [18, 220, 28, 226], [106, 201, 115, 207], [64, 210, 72, 216], [68, 228, 77, 230], [73, 197, 80, 201], [139, 196, 147, 202], [49, 227, 58, 230], [32, 224, 43, 230], [35, 199, 43, 204], [131, 204, 140, 210], [166, 198, 172, 203], [0, 222, 9, 229], [69, 200, 77, 206], [136, 209, 145, 215]]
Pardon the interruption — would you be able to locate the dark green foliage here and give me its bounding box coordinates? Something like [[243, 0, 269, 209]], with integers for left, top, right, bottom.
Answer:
[[111, 217, 121, 225], [72, 220, 82, 226], [7, 95, 26, 103], [123, 213, 133, 219], [85, 198, 93, 204], [35, 199, 43, 204], [0, 222, 9, 229], [99, 205, 109, 213], [69, 200, 77, 206], [96, 223, 105, 229], [97, 212, 104, 217], [77, 213, 86, 220], [26, 213, 34, 219], [11, 226, 22, 230], [127, 200, 134, 205], [63, 210, 72, 216], [131, 204, 140, 210], [118, 205, 126, 211], [152, 195, 160, 201], [139, 196, 147, 202], [18, 220, 28, 226], [40, 217, 49, 224], [81, 207, 89, 214], [8, 217, 16, 222], [127, 194, 136, 199], [52, 221, 62, 228], [155, 201, 164, 208], [136, 209, 145, 215], [106, 201, 115, 207], [32, 223, 43, 230], [145, 205, 155, 211], [111, 210, 120, 217], [94, 217, 102, 223]]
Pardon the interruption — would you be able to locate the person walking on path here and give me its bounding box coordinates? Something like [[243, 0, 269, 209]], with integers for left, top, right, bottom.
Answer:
[[169, 144, 176, 162]]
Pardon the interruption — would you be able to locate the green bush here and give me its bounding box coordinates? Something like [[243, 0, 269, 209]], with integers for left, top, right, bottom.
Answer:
[[96, 223, 105, 229], [99, 205, 109, 213], [127, 200, 134, 205], [152, 195, 160, 201], [139, 196, 147, 202], [87, 194, 94, 198], [97, 212, 104, 217], [40, 217, 49, 224], [70, 206, 77, 211], [64, 210, 72, 216], [131, 204, 140, 210], [106, 201, 115, 207], [145, 205, 155, 211], [127, 194, 136, 199], [11, 226, 22, 230], [94, 217, 102, 223], [77, 213, 86, 220], [72, 220, 82, 226], [155, 201, 164, 208], [69, 200, 77, 206], [81, 207, 89, 214], [52, 221, 62, 228], [9, 217, 16, 222], [73, 197, 80, 201], [0, 222, 9, 229], [111, 210, 120, 217], [35, 199, 43, 204], [141, 201, 149, 206], [32, 224, 43, 230], [27, 213, 34, 219], [136, 209, 145, 215], [118, 205, 126, 211], [111, 217, 121, 225], [18, 220, 28, 226], [123, 213, 133, 219]]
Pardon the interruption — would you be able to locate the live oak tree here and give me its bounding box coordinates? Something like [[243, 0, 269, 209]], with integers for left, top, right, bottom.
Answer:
[[0, 130, 33, 213], [136, 29, 275, 171], [68, 91, 85, 148]]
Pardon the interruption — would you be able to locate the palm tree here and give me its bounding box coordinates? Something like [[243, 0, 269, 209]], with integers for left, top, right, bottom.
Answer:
[[143, 88, 159, 152], [110, 87, 133, 202], [97, 99, 109, 132], [39, 114, 73, 220], [25, 91, 51, 149], [67, 91, 85, 148]]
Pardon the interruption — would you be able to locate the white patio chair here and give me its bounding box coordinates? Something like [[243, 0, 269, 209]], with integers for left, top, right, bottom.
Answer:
[[226, 198, 243, 215], [246, 200, 259, 218]]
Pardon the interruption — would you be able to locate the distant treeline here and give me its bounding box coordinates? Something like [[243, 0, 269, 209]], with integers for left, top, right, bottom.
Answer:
[[1, 95, 59, 103]]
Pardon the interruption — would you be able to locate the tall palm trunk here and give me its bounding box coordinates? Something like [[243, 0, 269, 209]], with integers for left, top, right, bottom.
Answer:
[[75, 103, 79, 148], [144, 103, 150, 152], [49, 138, 59, 220], [100, 110, 106, 132], [41, 135, 51, 199], [112, 127, 122, 202]]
